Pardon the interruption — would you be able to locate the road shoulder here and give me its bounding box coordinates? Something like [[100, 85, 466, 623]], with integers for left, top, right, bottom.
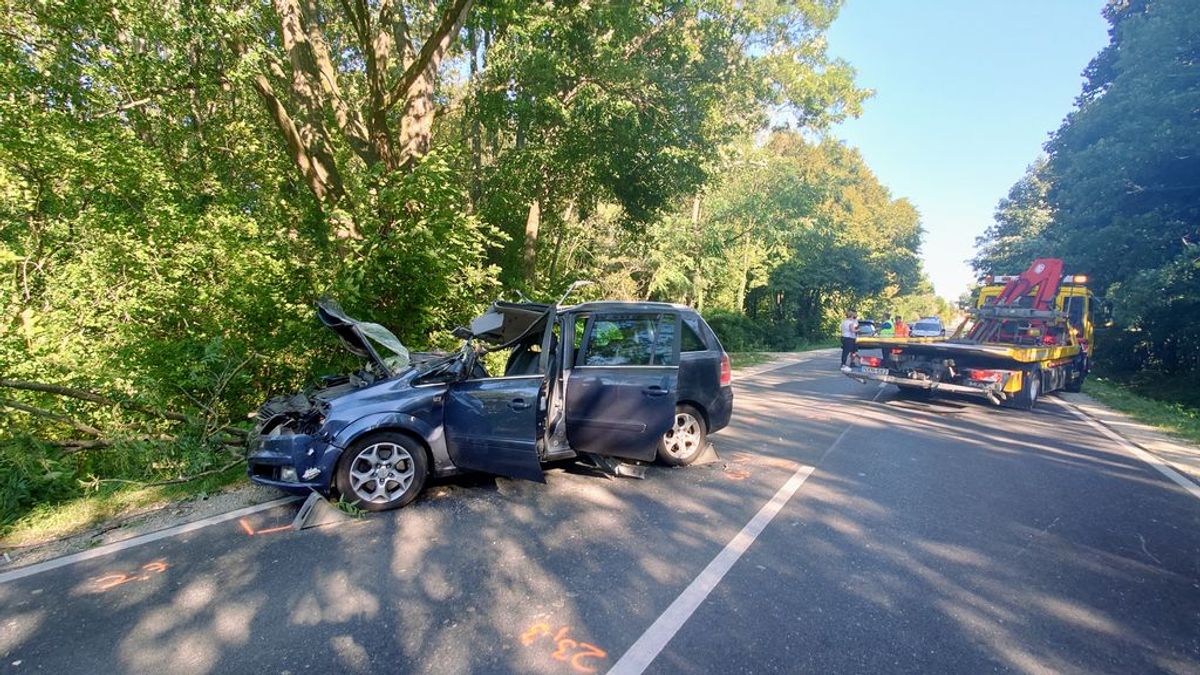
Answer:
[[1059, 391, 1200, 484]]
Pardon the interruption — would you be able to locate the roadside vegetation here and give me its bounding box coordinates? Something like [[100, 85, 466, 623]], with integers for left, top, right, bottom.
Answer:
[[971, 0, 1199, 413], [1083, 379, 1200, 448]]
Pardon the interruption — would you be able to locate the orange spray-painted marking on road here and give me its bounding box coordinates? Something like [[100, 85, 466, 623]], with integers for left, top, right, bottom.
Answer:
[[91, 560, 169, 592], [520, 622, 607, 673], [238, 518, 292, 536]]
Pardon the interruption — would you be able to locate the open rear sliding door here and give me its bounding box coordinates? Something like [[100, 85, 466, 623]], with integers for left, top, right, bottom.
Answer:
[[565, 312, 680, 462]]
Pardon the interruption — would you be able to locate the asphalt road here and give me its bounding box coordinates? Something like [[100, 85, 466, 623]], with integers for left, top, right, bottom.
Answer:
[[2, 351, 1199, 674]]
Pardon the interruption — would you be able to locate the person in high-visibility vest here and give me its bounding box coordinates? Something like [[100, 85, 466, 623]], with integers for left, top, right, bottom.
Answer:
[[878, 319, 894, 337], [893, 315, 909, 338]]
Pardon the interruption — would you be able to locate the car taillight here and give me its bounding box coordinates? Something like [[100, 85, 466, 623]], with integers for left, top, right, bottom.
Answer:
[[860, 356, 882, 367], [719, 353, 732, 386], [968, 369, 1004, 382]]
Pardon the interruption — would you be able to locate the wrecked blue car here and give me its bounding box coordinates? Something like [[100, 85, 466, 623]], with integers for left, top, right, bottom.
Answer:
[[247, 297, 733, 511]]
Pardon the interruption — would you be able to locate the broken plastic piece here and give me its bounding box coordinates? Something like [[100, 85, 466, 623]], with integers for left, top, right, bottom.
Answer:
[[292, 491, 353, 531]]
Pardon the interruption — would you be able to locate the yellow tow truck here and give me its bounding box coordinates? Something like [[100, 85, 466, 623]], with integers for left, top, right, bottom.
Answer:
[[845, 258, 1095, 409]]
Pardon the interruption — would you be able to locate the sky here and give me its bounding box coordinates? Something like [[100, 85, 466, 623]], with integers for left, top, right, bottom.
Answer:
[[824, 0, 1110, 301]]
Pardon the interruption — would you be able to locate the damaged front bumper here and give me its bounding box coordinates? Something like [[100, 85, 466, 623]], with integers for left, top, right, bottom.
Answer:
[[246, 394, 340, 494], [246, 432, 334, 493]]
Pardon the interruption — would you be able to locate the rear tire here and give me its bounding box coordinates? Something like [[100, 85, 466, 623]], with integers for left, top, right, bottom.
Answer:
[[658, 404, 707, 466], [1014, 368, 1041, 410]]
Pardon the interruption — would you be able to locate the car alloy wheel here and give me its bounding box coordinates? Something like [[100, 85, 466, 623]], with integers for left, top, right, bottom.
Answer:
[[658, 406, 707, 466], [348, 441, 415, 504]]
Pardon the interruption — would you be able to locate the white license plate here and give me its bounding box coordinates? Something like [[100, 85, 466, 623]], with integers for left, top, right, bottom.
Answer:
[[863, 366, 889, 376]]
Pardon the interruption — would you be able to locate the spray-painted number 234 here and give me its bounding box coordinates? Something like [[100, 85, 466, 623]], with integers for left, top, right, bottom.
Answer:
[[520, 623, 607, 673]]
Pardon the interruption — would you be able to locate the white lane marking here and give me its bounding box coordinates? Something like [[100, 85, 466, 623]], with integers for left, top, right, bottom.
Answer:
[[0, 496, 302, 584], [606, 464, 817, 675], [1053, 399, 1200, 501], [607, 388, 875, 675]]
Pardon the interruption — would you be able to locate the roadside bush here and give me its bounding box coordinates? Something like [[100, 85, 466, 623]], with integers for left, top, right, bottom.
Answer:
[[703, 310, 768, 352]]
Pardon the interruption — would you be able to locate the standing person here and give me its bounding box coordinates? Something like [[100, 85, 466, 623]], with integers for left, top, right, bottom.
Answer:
[[894, 315, 909, 338], [839, 310, 858, 370]]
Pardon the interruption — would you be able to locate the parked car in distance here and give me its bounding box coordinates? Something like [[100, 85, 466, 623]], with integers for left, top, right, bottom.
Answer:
[[856, 320, 877, 337], [246, 298, 734, 511], [910, 317, 946, 338]]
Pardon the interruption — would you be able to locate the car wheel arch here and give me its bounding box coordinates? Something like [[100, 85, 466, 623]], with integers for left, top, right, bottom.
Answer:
[[675, 399, 710, 432], [340, 425, 433, 469]]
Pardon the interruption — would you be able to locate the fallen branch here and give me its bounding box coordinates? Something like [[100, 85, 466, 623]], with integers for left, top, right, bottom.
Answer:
[[0, 379, 248, 437], [53, 435, 175, 454], [93, 457, 246, 488], [0, 398, 104, 437]]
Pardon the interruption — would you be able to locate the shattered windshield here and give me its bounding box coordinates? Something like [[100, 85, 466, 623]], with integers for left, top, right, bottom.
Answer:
[[357, 321, 410, 372]]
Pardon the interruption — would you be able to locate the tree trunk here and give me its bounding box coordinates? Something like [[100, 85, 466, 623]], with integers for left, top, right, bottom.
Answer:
[[523, 197, 541, 286], [272, 0, 345, 204], [690, 194, 704, 311], [468, 24, 482, 207], [736, 238, 751, 312]]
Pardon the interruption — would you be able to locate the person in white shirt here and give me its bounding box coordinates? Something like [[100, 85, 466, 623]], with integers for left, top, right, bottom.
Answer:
[[839, 310, 858, 368]]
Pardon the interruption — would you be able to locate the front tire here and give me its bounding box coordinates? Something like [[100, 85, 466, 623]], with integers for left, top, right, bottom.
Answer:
[[335, 432, 428, 511], [658, 405, 707, 466]]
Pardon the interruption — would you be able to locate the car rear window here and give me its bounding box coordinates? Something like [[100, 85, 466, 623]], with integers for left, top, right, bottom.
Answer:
[[584, 314, 677, 366], [914, 322, 940, 332], [681, 319, 707, 352]]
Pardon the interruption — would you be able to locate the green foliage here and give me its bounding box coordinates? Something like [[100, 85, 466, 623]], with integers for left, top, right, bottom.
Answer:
[[703, 311, 769, 352]]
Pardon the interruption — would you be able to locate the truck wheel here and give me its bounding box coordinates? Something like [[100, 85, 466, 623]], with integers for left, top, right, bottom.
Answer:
[[1064, 358, 1087, 393], [335, 432, 428, 511], [1014, 368, 1041, 410], [1064, 373, 1085, 393]]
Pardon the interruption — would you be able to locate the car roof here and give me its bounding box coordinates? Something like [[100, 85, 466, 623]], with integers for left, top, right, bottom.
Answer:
[[561, 300, 693, 314]]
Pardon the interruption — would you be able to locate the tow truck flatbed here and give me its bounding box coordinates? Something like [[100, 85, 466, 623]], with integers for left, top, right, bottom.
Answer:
[[844, 259, 1095, 410], [854, 337, 1083, 364]]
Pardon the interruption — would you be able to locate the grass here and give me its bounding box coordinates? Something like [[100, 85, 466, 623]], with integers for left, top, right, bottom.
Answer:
[[728, 340, 839, 370], [1083, 377, 1200, 447], [728, 352, 773, 369], [0, 462, 246, 548]]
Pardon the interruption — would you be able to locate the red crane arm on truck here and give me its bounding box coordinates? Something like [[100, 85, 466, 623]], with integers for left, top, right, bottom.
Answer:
[[994, 258, 1064, 309], [968, 258, 1066, 344]]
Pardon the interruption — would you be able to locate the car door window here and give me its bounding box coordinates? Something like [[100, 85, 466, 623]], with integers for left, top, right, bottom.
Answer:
[[582, 314, 676, 366]]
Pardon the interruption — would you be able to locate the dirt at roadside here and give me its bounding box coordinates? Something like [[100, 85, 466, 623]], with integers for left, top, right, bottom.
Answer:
[[0, 482, 287, 572]]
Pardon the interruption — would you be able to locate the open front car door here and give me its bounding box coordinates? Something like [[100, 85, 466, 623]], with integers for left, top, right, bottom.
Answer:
[[444, 374, 546, 482], [565, 312, 680, 462]]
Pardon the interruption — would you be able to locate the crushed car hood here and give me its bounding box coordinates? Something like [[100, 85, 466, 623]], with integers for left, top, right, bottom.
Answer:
[[316, 300, 410, 374]]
